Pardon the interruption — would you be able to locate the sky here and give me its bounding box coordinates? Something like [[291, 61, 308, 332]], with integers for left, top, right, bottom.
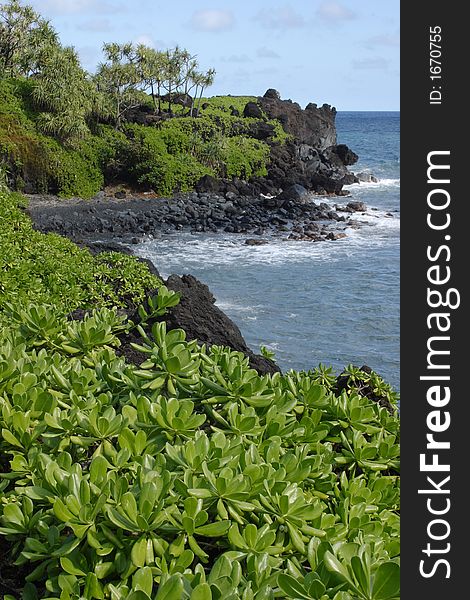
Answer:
[[27, 0, 399, 111]]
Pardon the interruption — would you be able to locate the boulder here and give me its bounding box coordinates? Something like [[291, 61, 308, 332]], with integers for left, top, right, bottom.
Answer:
[[249, 121, 275, 140], [243, 101, 263, 119], [346, 201, 367, 212], [278, 184, 309, 202], [334, 144, 359, 166], [195, 175, 223, 194], [356, 171, 379, 183], [264, 88, 281, 100], [244, 238, 269, 246], [160, 92, 192, 108]]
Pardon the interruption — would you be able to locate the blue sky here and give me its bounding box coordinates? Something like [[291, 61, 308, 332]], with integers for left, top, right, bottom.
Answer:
[[28, 0, 399, 110]]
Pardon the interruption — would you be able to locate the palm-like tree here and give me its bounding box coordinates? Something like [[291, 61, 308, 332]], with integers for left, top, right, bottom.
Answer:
[[194, 68, 216, 116], [0, 0, 58, 77], [96, 42, 142, 129], [135, 45, 167, 114], [33, 46, 93, 142]]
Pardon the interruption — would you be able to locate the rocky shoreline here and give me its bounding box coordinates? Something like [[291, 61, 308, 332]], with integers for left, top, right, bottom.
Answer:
[[25, 186, 369, 245]]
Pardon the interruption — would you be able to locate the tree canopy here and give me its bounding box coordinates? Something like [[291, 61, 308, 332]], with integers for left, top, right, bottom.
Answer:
[[0, 0, 216, 140]]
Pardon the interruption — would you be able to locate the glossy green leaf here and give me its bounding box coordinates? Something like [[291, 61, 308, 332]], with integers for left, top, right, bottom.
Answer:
[[133, 566, 154, 596], [191, 583, 212, 600], [324, 551, 352, 583], [155, 575, 185, 600], [372, 562, 400, 599], [277, 574, 311, 600], [60, 556, 87, 576]]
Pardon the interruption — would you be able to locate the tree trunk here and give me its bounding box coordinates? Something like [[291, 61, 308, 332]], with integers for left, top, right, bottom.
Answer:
[[151, 82, 157, 112], [168, 82, 172, 115], [196, 86, 205, 115], [190, 85, 198, 117]]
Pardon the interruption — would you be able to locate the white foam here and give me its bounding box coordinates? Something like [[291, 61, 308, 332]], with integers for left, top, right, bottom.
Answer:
[[134, 205, 399, 272], [216, 301, 264, 313], [344, 178, 400, 190]]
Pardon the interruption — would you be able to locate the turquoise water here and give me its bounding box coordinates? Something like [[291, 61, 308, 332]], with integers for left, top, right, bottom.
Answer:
[[136, 112, 400, 390]]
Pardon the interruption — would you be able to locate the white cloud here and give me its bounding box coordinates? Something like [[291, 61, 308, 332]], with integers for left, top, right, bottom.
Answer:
[[254, 5, 305, 30], [190, 9, 235, 32], [316, 1, 356, 23], [257, 46, 281, 59], [352, 57, 389, 70]]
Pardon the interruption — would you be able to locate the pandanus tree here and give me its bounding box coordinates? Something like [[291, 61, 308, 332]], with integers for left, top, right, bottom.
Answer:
[[135, 45, 206, 116], [179, 50, 199, 99], [161, 46, 187, 115], [0, 0, 59, 77], [134, 45, 167, 114], [96, 42, 142, 129], [32, 45, 95, 143], [192, 68, 216, 116]]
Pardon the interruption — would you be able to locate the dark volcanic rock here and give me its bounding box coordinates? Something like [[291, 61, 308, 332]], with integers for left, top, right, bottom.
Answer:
[[333, 144, 359, 166], [264, 88, 281, 100], [195, 175, 223, 194], [356, 171, 378, 183], [259, 93, 336, 150], [249, 121, 275, 140], [346, 201, 367, 212], [244, 238, 269, 245], [243, 101, 263, 119], [277, 184, 309, 202], [164, 274, 280, 375]]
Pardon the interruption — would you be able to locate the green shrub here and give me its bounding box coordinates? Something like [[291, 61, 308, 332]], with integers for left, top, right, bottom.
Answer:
[[223, 136, 270, 179], [43, 137, 104, 198], [0, 305, 400, 599], [0, 188, 400, 598], [1, 77, 289, 198], [0, 79, 105, 197], [125, 124, 213, 195], [0, 191, 160, 320]]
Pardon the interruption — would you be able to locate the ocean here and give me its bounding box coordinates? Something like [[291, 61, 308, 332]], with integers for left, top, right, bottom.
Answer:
[[135, 112, 400, 390]]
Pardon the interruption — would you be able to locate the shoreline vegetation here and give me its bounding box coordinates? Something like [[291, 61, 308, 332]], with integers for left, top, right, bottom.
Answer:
[[1, 1, 400, 598]]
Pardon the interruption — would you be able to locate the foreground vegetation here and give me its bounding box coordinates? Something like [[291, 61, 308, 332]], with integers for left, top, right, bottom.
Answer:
[[0, 1, 286, 198], [0, 190, 400, 598]]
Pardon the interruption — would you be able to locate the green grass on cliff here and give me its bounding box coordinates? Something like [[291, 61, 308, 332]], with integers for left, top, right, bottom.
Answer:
[[0, 80, 286, 199]]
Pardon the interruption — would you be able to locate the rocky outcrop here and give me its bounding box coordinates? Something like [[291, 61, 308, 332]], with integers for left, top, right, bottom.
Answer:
[[355, 172, 379, 183], [243, 101, 264, 119], [259, 90, 337, 150], [231, 90, 360, 197], [193, 90, 359, 199], [263, 139, 357, 195]]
